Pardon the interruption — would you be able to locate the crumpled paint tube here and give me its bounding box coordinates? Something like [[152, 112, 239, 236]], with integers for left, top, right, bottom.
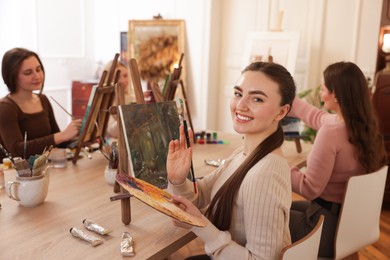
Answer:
[[121, 232, 135, 257], [70, 227, 104, 247], [83, 219, 112, 235]]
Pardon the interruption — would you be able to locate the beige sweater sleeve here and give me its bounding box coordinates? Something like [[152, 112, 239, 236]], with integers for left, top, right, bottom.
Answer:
[[171, 154, 292, 260]]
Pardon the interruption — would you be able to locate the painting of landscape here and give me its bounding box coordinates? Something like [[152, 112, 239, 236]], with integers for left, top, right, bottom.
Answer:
[[118, 101, 180, 188]]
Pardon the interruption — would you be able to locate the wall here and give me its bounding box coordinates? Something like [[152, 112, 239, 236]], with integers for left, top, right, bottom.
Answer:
[[0, 0, 383, 133], [0, 0, 97, 129], [214, 0, 382, 133], [0, 0, 211, 131], [91, 0, 213, 132]]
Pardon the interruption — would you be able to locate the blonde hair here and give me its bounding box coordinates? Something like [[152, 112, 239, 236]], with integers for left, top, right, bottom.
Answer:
[[103, 60, 135, 103]]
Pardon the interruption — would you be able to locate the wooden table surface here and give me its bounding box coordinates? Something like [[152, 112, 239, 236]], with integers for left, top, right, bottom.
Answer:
[[0, 132, 310, 260], [192, 133, 311, 178]]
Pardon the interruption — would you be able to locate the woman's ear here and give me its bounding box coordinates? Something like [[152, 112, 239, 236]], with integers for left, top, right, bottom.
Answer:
[[275, 104, 290, 122], [329, 91, 337, 102]]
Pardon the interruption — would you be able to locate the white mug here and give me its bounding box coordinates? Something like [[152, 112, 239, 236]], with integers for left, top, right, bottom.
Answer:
[[6, 169, 50, 207]]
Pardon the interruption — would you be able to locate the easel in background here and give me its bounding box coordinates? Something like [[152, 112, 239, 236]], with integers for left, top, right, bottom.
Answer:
[[72, 54, 120, 164], [163, 53, 194, 132]]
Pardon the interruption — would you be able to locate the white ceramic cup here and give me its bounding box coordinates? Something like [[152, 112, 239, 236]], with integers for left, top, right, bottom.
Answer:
[[104, 166, 117, 185], [6, 170, 50, 207]]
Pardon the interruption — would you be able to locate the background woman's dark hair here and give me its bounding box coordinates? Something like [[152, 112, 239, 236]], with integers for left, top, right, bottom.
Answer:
[[205, 62, 296, 230], [323, 61, 385, 172], [1, 47, 45, 94]]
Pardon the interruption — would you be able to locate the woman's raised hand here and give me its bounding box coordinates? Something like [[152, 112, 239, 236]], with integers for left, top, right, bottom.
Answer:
[[166, 125, 192, 185]]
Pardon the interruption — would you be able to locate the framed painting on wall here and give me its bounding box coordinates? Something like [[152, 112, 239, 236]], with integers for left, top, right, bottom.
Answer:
[[128, 19, 186, 86], [242, 31, 300, 75]]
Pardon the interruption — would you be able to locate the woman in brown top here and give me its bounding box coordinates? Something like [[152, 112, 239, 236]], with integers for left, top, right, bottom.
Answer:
[[0, 48, 81, 159]]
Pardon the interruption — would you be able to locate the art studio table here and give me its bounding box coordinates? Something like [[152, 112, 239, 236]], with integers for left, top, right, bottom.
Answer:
[[0, 132, 310, 260]]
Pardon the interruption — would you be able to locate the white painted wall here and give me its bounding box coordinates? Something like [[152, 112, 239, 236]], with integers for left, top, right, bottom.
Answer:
[[0, 0, 383, 133], [0, 0, 211, 131], [214, 0, 382, 133]]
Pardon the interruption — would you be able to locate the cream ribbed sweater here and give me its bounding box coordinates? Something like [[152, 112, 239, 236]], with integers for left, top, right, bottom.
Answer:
[[168, 148, 292, 260]]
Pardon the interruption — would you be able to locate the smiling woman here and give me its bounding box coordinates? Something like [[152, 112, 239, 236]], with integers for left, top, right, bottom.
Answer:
[[165, 62, 296, 259], [0, 48, 82, 159]]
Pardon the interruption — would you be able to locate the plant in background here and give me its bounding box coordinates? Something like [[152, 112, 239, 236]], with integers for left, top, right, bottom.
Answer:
[[297, 86, 324, 143], [298, 85, 323, 109]]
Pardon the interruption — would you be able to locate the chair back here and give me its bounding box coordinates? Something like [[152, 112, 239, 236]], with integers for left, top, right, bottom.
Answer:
[[333, 165, 388, 259], [280, 215, 324, 260]]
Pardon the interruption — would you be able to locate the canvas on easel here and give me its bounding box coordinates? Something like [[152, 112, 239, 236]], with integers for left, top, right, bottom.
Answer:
[[112, 58, 189, 225], [112, 58, 158, 224], [118, 101, 180, 188], [113, 58, 176, 224], [122, 58, 189, 188], [72, 53, 120, 164]]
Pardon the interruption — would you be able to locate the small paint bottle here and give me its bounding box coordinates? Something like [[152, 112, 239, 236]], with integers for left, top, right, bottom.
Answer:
[[109, 142, 118, 169], [2, 158, 12, 169]]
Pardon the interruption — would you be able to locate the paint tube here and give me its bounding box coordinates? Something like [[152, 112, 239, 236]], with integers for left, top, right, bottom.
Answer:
[[83, 219, 112, 235], [120, 232, 135, 256], [70, 227, 103, 247]]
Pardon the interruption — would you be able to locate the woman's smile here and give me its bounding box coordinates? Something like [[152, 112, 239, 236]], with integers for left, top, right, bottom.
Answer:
[[236, 113, 253, 122]]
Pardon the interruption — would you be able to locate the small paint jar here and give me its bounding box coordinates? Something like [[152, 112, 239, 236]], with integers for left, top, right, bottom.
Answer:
[[2, 158, 12, 169]]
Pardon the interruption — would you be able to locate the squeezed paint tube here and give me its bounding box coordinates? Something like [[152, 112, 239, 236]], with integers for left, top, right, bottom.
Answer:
[[82, 219, 112, 235], [70, 227, 103, 247], [120, 232, 135, 257]]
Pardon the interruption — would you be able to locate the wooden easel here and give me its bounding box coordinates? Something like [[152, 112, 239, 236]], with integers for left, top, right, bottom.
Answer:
[[163, 53, 194, 132], [111, 58, 148, 225], [112, 57, 194, 224], [110, 79, 132, 225], [72, 54, 120, 164], [293, 137, 302, 153]]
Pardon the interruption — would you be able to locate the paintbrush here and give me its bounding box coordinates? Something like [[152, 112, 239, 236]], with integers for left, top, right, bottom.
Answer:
[[179, 99, 197, 194], [32, 149, 50, 176], [0, 143, 14, 164], [23, 131, 27, 159], [50, 96, 73, 118], [13, 157, 31, 177]]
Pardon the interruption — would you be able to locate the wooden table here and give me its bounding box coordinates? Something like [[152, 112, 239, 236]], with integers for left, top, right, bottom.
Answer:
[[193, 132, 310, 178], [0, 132, 310, 260]]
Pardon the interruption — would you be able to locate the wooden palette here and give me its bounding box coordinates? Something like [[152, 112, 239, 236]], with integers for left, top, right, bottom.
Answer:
[[116, 174, 206, 227]]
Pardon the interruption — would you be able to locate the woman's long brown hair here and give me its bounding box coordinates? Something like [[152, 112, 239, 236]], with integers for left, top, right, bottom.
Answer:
[[323, 62, 385, 172], [205, 62, 296, 230]]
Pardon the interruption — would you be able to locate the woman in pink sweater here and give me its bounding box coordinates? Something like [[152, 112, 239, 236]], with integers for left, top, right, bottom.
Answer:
[[288, 61, 385, 257]]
